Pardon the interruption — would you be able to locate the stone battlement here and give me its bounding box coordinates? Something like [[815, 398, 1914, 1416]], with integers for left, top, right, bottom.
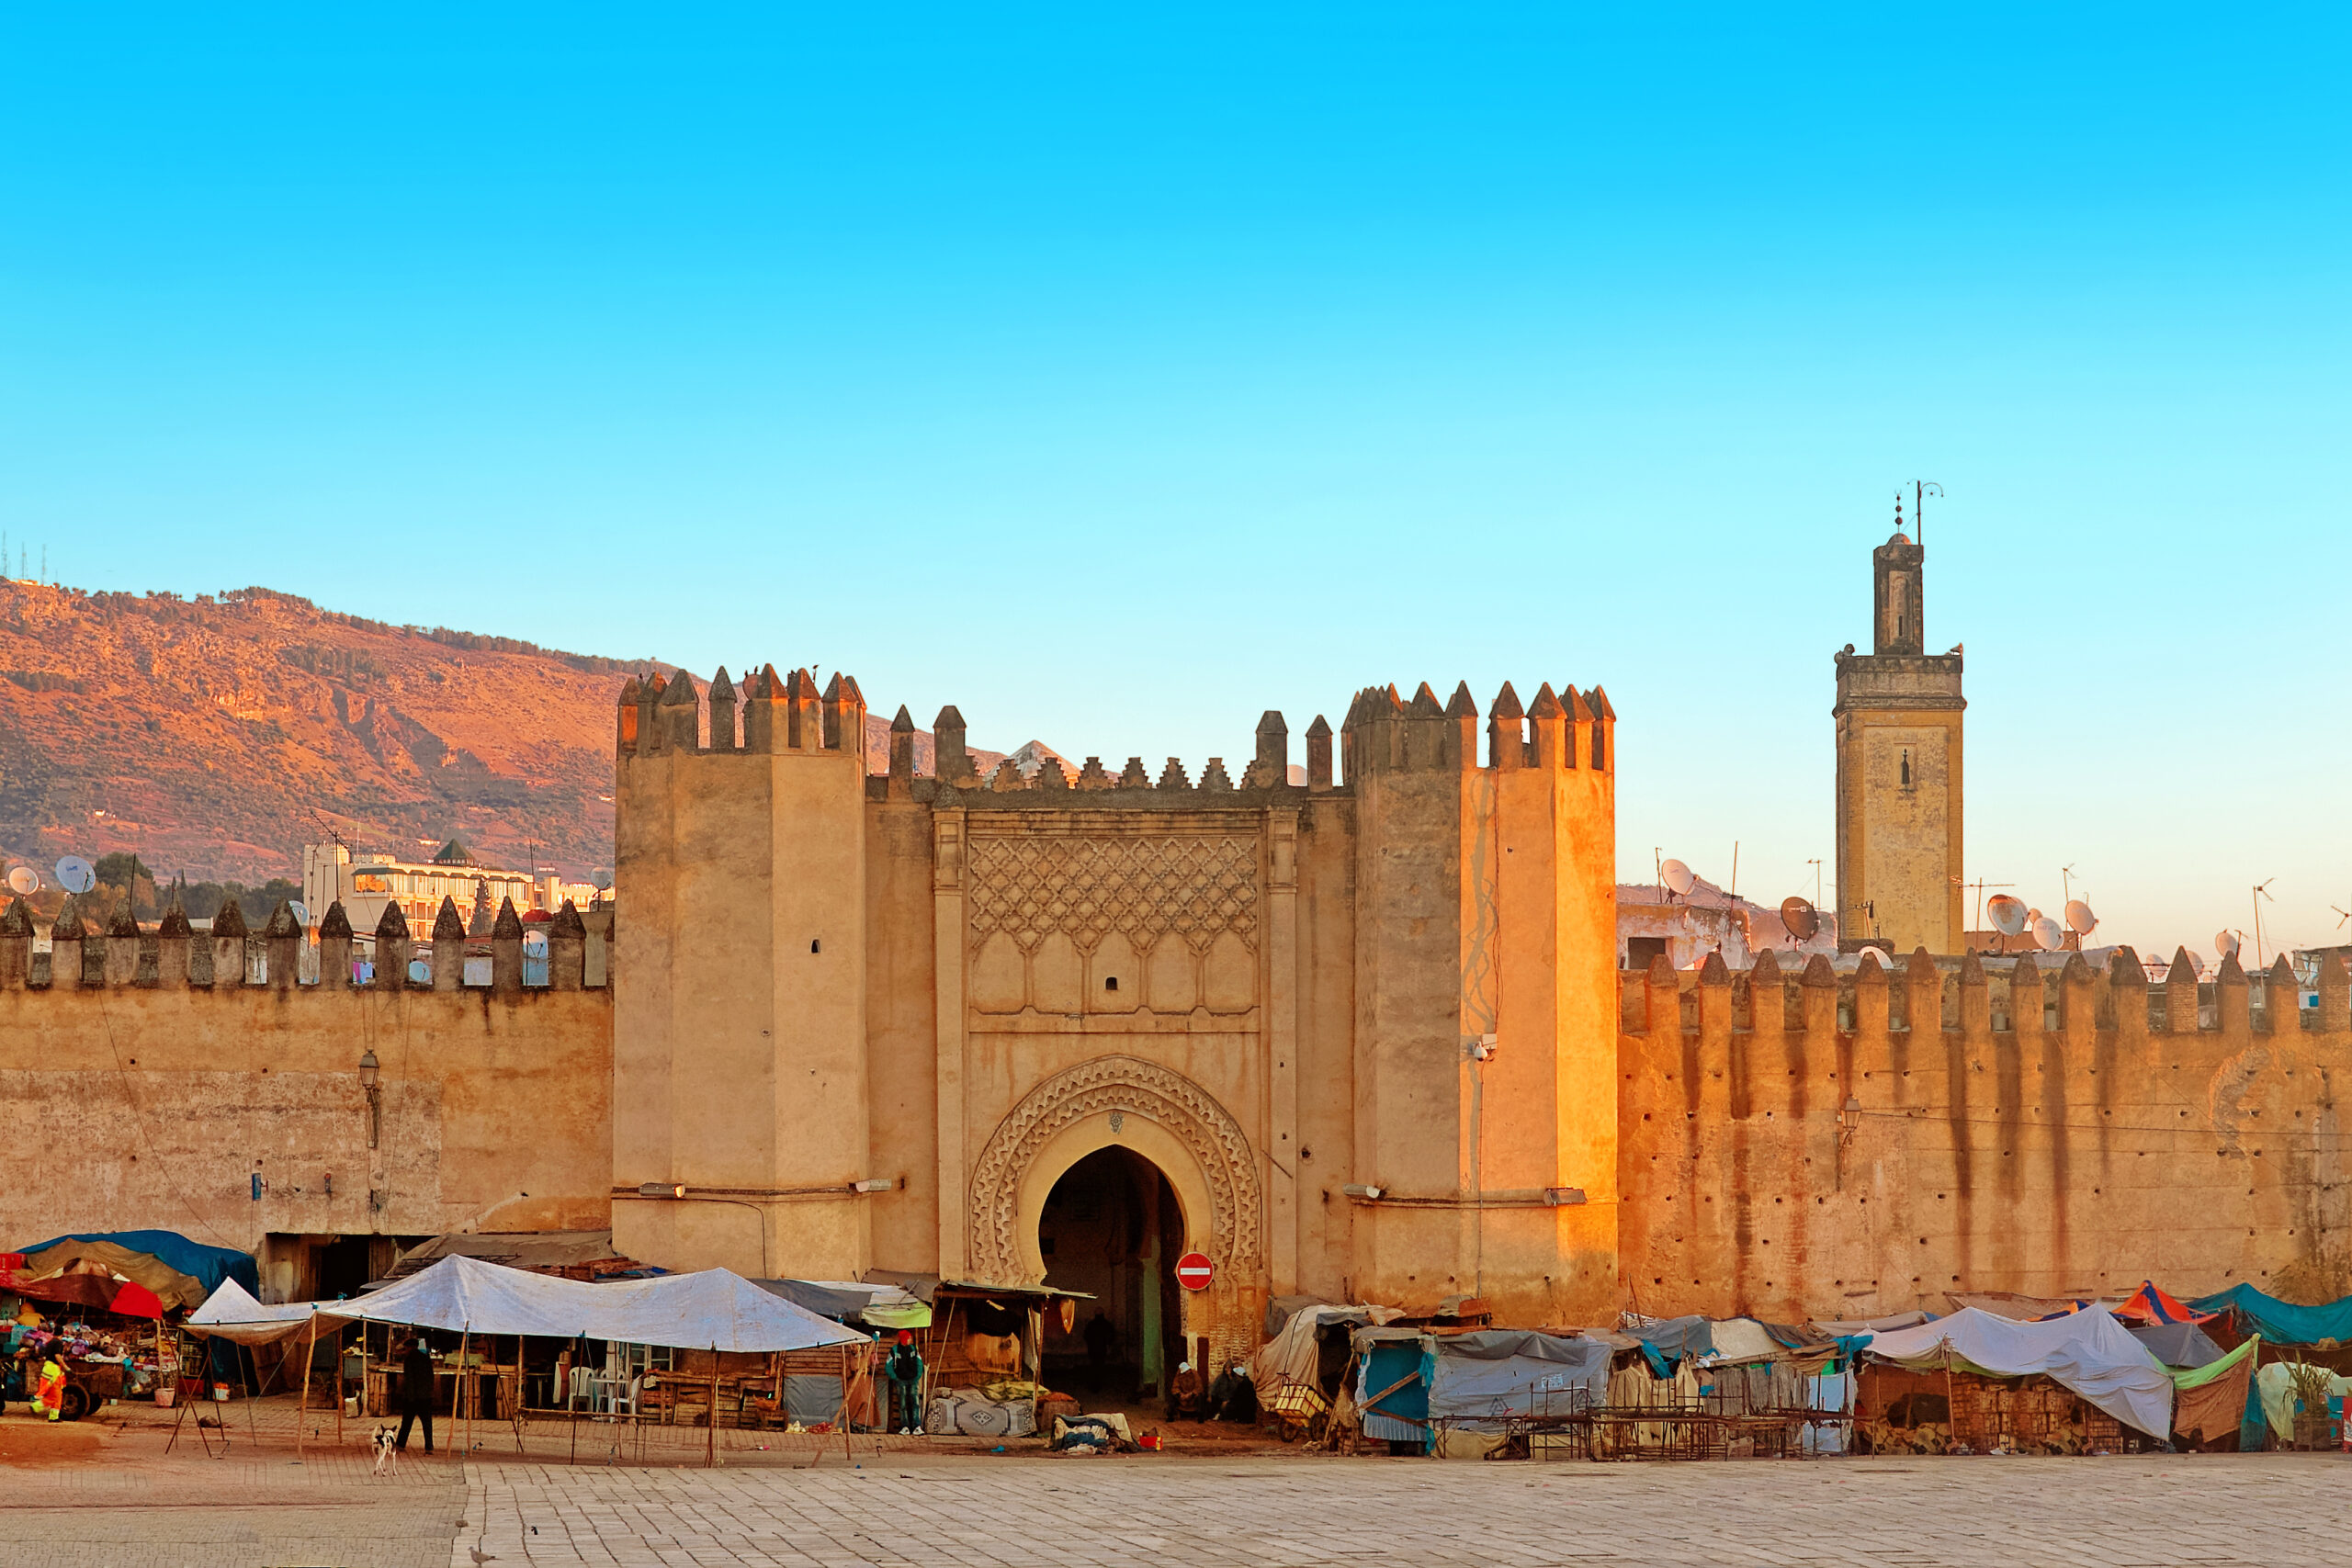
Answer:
[[0, 893, 606, 995], [616, 668, 1618, 798], [1622, 946, 2346, 1043]]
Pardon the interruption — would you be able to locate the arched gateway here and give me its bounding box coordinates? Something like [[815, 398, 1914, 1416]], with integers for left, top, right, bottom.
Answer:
[[966, 1056, 1264, 1343]]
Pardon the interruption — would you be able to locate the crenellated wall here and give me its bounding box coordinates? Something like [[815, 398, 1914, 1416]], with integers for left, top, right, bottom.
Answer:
[[1618, 945, 2352, 1321], [614, 665, 1625, 1359], [0, 893, 614, 1268]]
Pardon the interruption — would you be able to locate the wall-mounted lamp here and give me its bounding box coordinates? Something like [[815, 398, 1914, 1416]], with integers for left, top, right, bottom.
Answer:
[[1340, 1183, 1385, 1200], [851, 1178, 899, 1193], [1544, 1187, 1587, 1206], [358, 1049, 381, 1150], [1467, 1034, 1498, 1062], [1840, 1096, 1862, 1146], [637, 1181, 688, 1198]]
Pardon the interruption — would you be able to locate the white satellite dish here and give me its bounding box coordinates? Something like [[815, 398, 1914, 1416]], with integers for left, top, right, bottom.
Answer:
[[288, 901, 311, 928], [1660, 858, 1697, 897], [592, 868, 614, 891], [2064, 898, 2097, 935], [2188, 952, 2207, 977], [2031, 916, 2065, 952], [6, 865, 37, 897], [1987, 895, 2030, 937], [54, 856, 96, 895], [2215, 931, 2240, 960]]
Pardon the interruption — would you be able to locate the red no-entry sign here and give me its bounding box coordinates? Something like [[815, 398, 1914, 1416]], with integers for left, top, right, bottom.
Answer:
[[1174, 1251, 1214, 1291]]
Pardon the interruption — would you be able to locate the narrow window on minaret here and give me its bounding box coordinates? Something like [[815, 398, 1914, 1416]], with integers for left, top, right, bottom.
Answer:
[[1900, 750, 1912, 787]]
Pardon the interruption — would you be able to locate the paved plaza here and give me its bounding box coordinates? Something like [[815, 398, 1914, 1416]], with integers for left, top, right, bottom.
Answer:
[[2, 1404, 2348, 1567]]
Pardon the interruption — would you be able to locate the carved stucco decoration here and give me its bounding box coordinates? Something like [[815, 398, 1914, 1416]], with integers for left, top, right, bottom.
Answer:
[[967, 833, 1258, 953], [967, 1055, 1263, 1287]]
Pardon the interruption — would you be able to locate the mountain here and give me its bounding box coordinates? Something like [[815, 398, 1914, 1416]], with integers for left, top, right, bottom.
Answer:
[[0, 581, 1015, 886]]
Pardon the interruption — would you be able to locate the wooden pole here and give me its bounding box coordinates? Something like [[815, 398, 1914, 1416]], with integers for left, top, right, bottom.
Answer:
[[334, 1323, 345, 1445], [460, 1327, 472, 1461], [707, 1348, 718, 1469], [298, 1320, 315, 1461]]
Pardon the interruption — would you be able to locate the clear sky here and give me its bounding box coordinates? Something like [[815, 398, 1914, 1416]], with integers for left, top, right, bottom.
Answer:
[[2, 6, 2345, 962]]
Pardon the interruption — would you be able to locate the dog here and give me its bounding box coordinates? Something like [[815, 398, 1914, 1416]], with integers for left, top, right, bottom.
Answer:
[[370, 1425, 400, 1477]]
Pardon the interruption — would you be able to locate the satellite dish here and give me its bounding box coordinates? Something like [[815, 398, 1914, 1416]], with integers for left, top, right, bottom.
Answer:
[[2187, 952, 2207, 978], [2215, 931, 2240, 960], [1987, 895, 2030, 937], [54, 856, 96, 894], [592, 868, 614, 891], [288, 901, 311, 928], [1780, 897, 1820, 943], [1660, 859, 1696, 897], [6, 865, 37, 897], [2064, 898, 2097, 935], [2031, 916, 2065, 952]]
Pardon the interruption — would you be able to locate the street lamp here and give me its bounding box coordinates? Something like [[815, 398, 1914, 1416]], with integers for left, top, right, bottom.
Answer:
[[358, 1049, 380, 1150]]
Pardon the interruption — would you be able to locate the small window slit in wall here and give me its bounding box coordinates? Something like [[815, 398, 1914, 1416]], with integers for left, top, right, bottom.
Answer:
[[810, 939, 820, 954], [1104, 976, 1119, 992]]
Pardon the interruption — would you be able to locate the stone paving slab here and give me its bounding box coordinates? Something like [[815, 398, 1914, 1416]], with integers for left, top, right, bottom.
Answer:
[[457, 1451, 2352, 1568]]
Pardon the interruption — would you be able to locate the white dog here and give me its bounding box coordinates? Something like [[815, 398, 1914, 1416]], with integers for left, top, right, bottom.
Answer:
[[371, 1425, 400, 1477]]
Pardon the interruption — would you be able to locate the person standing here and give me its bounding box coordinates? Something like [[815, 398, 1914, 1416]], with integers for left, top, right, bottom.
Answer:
[[1082, 1309, 1115, 1391], [394, 1335, 436, 1452], [35, 1353, 65, 1422], [883, 1331, 925, 1435]]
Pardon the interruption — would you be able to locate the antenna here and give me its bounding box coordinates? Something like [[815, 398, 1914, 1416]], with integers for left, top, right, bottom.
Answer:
[[1913, 480, 1943, 550], [1729, 841, 1738, 901], [1807, 859, 1823, 910], [1965, 877, 2014, 938], [2252, 879, 2275, 969]]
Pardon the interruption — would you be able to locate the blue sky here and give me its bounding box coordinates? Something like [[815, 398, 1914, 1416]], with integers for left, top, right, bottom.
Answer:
[[1, 6, 2345, 959]]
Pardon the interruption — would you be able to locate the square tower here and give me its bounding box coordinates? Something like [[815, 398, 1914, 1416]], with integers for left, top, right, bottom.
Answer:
[[1834, 526, 1964, 953]]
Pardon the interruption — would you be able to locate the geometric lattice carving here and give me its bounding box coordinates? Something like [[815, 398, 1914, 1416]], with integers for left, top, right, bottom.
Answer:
[[967, 834, 1258, 953], [966, 1054, 1263, 1288]]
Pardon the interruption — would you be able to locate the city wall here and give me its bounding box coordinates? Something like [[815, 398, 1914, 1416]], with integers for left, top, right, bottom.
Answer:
[[1619, 946, 2352, 1321], [0, 899, 614, 1293]]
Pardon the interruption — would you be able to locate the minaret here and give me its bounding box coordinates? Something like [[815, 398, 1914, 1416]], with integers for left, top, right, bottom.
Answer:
[[1833, 499, 1964, 953]]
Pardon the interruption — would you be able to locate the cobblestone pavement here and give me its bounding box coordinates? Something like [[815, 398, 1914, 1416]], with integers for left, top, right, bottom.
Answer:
[[6, 1402, 2349, 1568], [460, 1450, 2352, 1568], [0, 1407, 465, 1568]]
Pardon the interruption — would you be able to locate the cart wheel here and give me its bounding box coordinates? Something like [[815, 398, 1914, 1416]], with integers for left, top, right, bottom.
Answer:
[[59, 1384, 90, 1422]]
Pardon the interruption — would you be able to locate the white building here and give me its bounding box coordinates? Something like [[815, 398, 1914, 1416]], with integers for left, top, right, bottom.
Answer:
[[300, 838, 596, 935]]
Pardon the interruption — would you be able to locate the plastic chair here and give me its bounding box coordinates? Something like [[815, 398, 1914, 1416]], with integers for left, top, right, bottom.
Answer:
[[608, 1373, 641, 1419]]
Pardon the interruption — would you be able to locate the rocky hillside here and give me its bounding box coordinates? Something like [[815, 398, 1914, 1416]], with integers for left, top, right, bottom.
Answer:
[[0, 582, 1018, 886]]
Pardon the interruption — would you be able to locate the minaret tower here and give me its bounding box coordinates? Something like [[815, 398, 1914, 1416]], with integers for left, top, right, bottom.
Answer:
[[1833, 499, 1965, 953]]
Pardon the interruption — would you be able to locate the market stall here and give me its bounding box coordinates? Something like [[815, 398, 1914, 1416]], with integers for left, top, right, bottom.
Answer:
[[188, 1254, 865, 1462]]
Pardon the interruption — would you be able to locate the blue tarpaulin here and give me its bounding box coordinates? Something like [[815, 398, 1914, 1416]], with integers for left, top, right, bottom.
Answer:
[[2190, 1283, 2352, 1347], [11, 1230, 258, 1299]]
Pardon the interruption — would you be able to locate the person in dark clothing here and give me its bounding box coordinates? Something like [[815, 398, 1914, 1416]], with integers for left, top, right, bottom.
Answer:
[[1081, 1310, 1115, 1390], [883, 1330, 926, 1434], [1206, 1360, 1258, 1424], [394, 1335, 436, 1452]]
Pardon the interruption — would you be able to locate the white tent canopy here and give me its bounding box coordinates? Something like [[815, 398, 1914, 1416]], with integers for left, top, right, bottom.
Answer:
[[187, 1255, 865, 1354], [1863, 1304, 2174, 1438], [184, 1278, 322, 1345]]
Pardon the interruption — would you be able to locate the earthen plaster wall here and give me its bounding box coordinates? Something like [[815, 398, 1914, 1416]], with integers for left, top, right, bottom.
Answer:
[[1619, 948, 2352, 1321], [0, 986, 612, 1259]]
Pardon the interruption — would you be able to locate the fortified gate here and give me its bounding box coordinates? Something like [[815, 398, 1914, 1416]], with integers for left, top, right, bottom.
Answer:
[[610, 669, 1622, 1365]]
